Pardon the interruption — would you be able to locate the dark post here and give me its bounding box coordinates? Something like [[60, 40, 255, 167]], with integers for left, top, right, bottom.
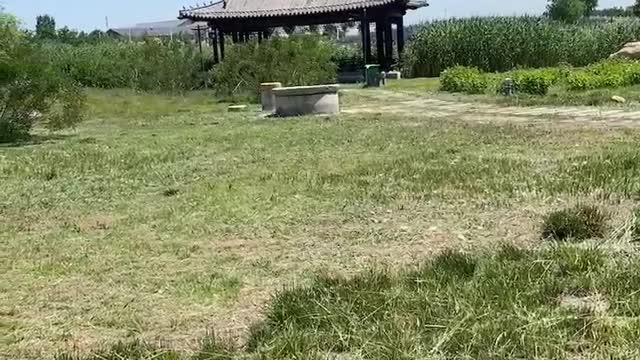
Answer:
[[219, 29, 225, 60], [396, 17, 405, 60], [232, 31, 238, 43], [360, 10, 371, 65], [212, 28, 219, 64], [375, 21, 385, 66], [258, 31, 263, 43], [196, 25, 207, 88], [384, 19, 393, 71]]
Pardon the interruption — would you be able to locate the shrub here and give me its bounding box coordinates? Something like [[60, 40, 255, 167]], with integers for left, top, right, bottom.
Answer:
[[512, 69, 559, 95], [404, 17, 640, 78], [210, 35, 337, 101], [440, 66, 488, 94], [0, 14, 84, 143], [566, 60, 640, 91], [566, 71, 599, 90], [541, 205, 608, 241], [333, 44, 362, 72]]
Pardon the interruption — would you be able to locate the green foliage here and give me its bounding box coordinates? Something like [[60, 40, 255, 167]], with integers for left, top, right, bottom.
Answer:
[[0, 14, 84, 143], [542, 205, 608, 241], [566, 60, 640, 90], [35, 14, 56, 40], [512, 68, 566, 95], [46, 40, 205, 91], [210, 35, 337, 100], [404, 17, 640, 78], [635, 0, 640, 17], [582, 0, 599, 15], [440, 66, 488, 94], [548, 0, 587, 22], [333, 43, 362, 71]]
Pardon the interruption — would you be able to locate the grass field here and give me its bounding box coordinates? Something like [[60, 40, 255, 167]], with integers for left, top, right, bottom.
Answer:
[[3, 88, 640, 359]]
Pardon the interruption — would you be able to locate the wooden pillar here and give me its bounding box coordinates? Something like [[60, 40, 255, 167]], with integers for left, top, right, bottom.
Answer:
[[212, 28, 219, 64], [384, 19, 393, 71], [219, 29, 225, 60], [258, 31, 263, 43], [375, 21, 385, 66], [232, 31, 239, 43], [361, 11, 371, 65], [396, 17, 405, 59], [212, 29, 220, 64]]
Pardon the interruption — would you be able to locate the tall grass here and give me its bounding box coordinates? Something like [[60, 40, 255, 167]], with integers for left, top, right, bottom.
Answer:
[[45, 40, 205, 91], [404, 17, 640, 77]]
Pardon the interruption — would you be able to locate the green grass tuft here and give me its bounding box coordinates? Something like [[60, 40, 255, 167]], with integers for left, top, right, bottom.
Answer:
[[542, 205, 608, 241], [55, 340, 182, 360]]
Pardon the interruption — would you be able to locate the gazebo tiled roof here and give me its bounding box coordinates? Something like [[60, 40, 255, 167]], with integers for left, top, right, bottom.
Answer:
[[179, 0, 425, 20]]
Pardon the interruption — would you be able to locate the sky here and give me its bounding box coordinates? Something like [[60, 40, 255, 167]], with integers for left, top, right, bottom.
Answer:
[[1, 0, 636, 31]]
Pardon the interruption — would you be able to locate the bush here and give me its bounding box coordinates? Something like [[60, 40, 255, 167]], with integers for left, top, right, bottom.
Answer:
[[512, 69, 559, 95], [46, 39, 205, 91], [210, 35, 337, 101], [333, 44, 362, 72], [440, 66, 488, 94], [566, 60, 640, 91], [541, 205, 608, 241], [404, 17, 640, 78], [0, 14, 84, 143]]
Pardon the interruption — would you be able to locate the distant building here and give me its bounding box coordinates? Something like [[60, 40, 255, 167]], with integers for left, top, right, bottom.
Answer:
[[107, 19, 208, 40]]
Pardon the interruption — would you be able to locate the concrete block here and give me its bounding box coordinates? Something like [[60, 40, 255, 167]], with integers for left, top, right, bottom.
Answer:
[[228, 105, 248, 112], [273, 84, 340, 117], [260, 82, 282, 112], [385, 71, 402, 80]]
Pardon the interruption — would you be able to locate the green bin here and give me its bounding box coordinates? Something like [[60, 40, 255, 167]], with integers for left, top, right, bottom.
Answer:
[[364, 64, 381, 87]]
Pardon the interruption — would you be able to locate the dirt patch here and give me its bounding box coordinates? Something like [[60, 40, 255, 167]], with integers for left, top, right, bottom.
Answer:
[[343, 89, 640, 128]]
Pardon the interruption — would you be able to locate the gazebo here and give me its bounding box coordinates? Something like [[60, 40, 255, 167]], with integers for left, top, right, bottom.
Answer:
[[179, 0, 428, 70]]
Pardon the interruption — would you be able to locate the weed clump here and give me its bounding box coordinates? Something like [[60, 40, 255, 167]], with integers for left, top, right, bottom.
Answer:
[[541, 205, 608, 241], [631, 208, 640, 242]]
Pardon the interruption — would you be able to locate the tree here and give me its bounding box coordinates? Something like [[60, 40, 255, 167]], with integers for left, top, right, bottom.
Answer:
[[57, 26, 79, 44], [35, 14, 56, 39], [1, 13, 84, 142], [283, 25, 296, 35], [634, 0, 640, 17], [582, 0, 598, 16], [591, 6, 633, 17], [547, 0, 586, 22], [323, 24, 339, 39]]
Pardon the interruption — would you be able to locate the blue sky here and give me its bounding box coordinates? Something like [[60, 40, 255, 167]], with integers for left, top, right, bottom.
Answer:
[[1, 0, 636, 30]]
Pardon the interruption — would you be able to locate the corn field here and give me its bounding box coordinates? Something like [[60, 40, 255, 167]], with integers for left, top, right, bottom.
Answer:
[[403, 17, 640, 78]]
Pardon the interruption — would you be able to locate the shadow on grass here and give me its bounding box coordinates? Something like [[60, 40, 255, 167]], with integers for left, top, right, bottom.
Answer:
[[0, 133, 75, 148]]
